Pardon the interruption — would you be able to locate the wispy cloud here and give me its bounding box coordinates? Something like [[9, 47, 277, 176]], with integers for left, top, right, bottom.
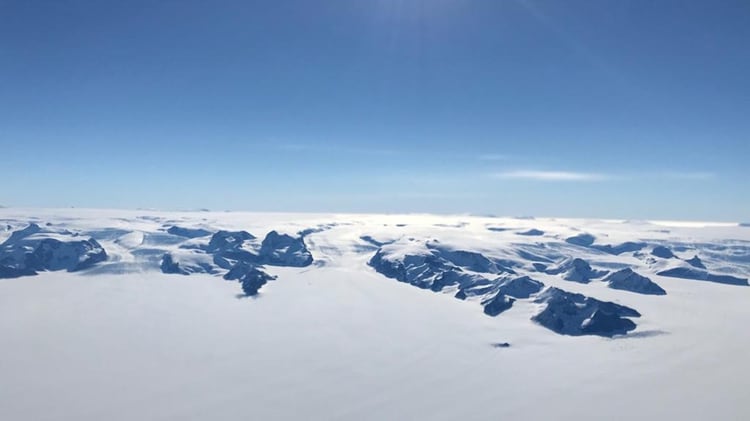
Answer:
[[490, 169, 718, 182], [492, 170, 608, 181]]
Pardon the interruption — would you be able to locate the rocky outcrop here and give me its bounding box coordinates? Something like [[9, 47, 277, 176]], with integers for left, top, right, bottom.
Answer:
[[482, 293, 515, 316], [685, 255, 706, 269], [206, 230, 256, 253], [604, 268, 666, 295], [657, 267, 748, 286], [516, 229, 544, 236], [651, 246, 675, 259], [166, 226, 212, 238], [592, 242, 646, 255], [546, 258, 608, 283], [565, 233, 596, 247], [368, 248, 484, 291], [224, 263, 277, 296], [532, 287, 640, 337], [496, 276, 544, 299], [426, 244, 514, 274], [258, 231, 313, 267], [0, 223, 107, 278]]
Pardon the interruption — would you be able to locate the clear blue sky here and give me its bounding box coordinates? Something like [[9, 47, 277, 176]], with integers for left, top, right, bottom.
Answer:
[[2, 0, 748, 220]]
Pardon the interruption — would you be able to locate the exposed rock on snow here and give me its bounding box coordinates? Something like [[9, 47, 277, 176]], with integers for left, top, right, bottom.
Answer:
[[160, 251, 216, 275], [604, 268, 666, 295], [206, 230, 256, 253], [546, 258, 608, 283], [224, 263, 277, 296], [482, 293, 515, 316], [426, 243, 514, 274], [516, 229, 544, 236], [495, 275, 544, 299], [166, 226, 212, 238], [0, 223, 107, 278], [368, 246, 485, 292], [652, 246, 675, 259], [592, 242, 646, 255], [532, 287, 641, 337], [657, 267, 748, 286], [685, 255, 706, 269], [565, 233, 596, 247], [258, 231, 313, 267]]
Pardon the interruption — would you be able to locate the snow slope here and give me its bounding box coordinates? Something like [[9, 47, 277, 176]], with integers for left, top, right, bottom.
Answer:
[[1, 208, 749, 420]]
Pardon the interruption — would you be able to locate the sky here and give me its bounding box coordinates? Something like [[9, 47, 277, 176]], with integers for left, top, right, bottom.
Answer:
[[1, 0, 748, 221]]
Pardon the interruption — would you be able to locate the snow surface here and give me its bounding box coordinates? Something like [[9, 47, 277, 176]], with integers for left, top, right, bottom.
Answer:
[[1, 208, 749, 420]]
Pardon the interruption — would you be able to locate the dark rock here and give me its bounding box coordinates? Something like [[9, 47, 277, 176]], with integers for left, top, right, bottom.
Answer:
[[651, 246, 675, 259], [369, 246, 494, 293], [657, 267, 748, 286], [532, 287, 640, 337], [160, 253, 187, 275], [258, 231, 313, 267], [224, 263, 277, 296], [167, 226, 212, 238], [426, 244, 513, 274], [29, 238, 107, 272], [532, 263, 548, 272], [496, 276, 544, 299], [546, 258, 608, 283], [685, 255, 706, 269], [360, 235, 389, 247], [0, 224, 107, 277], [482, 293, 515, 316], [160, 252, 216, 275], [593, 242, 647, 255], [604, 268, 666, 295], [581, 309, 637, 336], [516, 229, 544, 236], [487, 227, 510, 232], [565, 233, 596, 247], [491, 342, 511, 348], [206, 230, 255, 253]]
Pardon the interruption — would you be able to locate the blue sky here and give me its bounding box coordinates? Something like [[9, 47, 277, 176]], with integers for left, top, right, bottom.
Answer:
[[1, 0, 748, 220]]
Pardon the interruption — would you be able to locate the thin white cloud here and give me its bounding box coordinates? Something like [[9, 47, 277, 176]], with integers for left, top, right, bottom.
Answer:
[[491, 169, 718, 182], [493, 170, 608, 181]]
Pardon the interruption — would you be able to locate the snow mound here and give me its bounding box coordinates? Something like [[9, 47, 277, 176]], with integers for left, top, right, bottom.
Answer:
[[532, 287, 641, 337]]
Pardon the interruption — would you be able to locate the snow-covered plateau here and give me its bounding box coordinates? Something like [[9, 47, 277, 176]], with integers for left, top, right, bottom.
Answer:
[[1, 208, 749, 420]]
